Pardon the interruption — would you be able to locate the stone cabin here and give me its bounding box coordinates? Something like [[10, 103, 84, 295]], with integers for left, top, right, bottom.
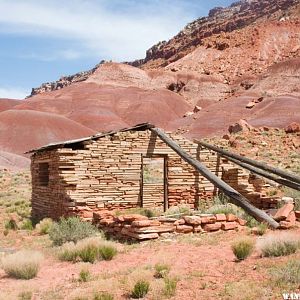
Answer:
[[28, 123, 274, 221]]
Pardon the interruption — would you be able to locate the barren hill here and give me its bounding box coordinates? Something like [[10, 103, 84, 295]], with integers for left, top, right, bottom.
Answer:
[[1, 0, 300, 170]]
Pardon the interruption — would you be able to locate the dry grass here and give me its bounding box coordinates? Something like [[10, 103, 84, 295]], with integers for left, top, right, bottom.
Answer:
[[257, 232, 300, 257], [1, 250, 43, 279], [231, 238, 255, 261]]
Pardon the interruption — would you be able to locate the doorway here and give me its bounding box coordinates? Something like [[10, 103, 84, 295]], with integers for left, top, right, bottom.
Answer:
[[141, 155, 168, 211]]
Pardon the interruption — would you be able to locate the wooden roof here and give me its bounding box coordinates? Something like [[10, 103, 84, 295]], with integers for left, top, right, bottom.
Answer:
[[26, 122, 154, 154]]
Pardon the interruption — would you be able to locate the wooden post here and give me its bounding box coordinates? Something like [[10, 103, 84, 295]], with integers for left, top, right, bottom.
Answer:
[[151, 128, 279, 228], [195, 140, 300, 185]]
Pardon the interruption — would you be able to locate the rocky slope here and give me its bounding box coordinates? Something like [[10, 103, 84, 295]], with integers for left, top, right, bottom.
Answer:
[[1, 0, 300, 169]]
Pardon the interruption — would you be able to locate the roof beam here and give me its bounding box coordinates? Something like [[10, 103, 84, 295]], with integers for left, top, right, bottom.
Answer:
[[151, 127, 279, 229]]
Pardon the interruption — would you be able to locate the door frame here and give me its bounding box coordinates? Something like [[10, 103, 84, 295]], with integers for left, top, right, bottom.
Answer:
[[140, 154, 168, 212]]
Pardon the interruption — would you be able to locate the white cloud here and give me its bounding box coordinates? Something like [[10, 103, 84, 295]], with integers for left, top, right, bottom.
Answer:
[[18, 49, 83, 61], [0, 0, 199, 61], [0, 87, 29, 99]]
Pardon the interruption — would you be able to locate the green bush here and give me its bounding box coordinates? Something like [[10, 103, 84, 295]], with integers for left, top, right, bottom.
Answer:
[[79, 268, 91, 282], [49, 217, 98, 246], [255, 223, 268, 236], [131, 280, 150, 299], [154, 263, 170, 278], [36, 218, 53, 235], [58, 242, 78, 262], [93, 292, 114, 300], [260, 234, 299, 257], [163, 277, 178, 298], [78, 244, 98, 263], [20, 219, 34, 231], [98, 245, 117, 261], [232, 238, 254, 261], [1, 250, 43, 279], [4, 218, 18, 230]]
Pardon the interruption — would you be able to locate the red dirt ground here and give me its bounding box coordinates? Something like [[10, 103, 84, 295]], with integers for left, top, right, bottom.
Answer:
[[0, 229, 299, 299]]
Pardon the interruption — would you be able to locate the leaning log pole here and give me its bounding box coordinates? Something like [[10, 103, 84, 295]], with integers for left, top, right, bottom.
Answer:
[[151, 128, 279, 229], [195, 140, 300, 185]]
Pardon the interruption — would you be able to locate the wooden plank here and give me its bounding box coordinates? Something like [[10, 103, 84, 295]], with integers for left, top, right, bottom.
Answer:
[[151, 128, 279, 228], [195, 140, 300, 185]]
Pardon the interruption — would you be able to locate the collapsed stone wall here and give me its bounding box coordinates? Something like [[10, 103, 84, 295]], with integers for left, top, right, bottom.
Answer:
[[31, 129, 276, 220]]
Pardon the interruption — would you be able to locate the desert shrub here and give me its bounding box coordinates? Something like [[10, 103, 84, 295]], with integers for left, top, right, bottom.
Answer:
[[78, 244, 98, 263], [93, 292, 114, 300], [18, 291, 32, 300], [163, 277, 178, 298], [20, 219, 34, 231], [242, 214, 260, 228], [270, 260, 300, 288], [98, 244, 117, 261], [36, 218, 53, 235], [154, 263, 170, 278], [258, 233, 299, 257], [49, 217, 98, 246], [131, 280, 150, 299], [232, 238, 255, 261], [58, 242, 78, 262], [1, 250, 43, 279], [79, 268, 91, 282], [4, 218, 18, 230], [255, 223, 268, 236]]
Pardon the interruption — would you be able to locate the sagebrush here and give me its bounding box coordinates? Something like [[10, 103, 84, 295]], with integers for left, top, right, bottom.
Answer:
[[49, 217, 98, 246], [232, 238, 254, 260]]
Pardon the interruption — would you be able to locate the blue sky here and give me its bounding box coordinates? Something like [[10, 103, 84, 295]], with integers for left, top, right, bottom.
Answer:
[[0, 0, 235, 99]]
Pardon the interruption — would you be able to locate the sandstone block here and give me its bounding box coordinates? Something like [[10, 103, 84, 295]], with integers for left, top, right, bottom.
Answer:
[[274, 203, 294, 221], [174, 219, 185, 226], [237, 218, 247, 226], [121, 228, 159, 240], [176, 225, 194, 233], [221, 222, 237, 231], [131, 220, 152, 227], [200, 216, 216, 224], [193, 225, 204, 233], [295, 211, 300, 220], [286, 211, 296, 226], [183, 215, 202, 225], [226, 214, 238, 222], [215, 214, 226, 222], [203, 223, 221, 232], [279, 221, 293, 229], [132, 225, 174, 234], [122, 214, 148, 222]]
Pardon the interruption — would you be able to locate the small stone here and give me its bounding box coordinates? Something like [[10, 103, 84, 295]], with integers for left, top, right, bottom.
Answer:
[[131, 220, 152, 227], [281, 197, 294, 204], [246, 101, 256, 109], [236, 218, 247, 226], [201, 216, 216, 224], [279, 221, 293, 229], [193, 225, 204, 233]]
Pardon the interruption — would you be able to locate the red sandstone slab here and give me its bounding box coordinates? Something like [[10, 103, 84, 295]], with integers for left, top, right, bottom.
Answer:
[[122, 214, 148, 222], [200, 216, 216, 224], [226, 214, 238, 222], [215, 214, 226, 222], [183, 216, 202, 225], [131, 220, 152, 227], [286, 211, 296, 226], [132, 225, 175, 234], [221, 222, 237, 231], [203, 223, 221, 232], [174, 219, 185, 226], [176, 225, 194, 233], [279, 221, 293, 229], [121, 228, 159, 240], [295, 211, 300, 220], [274, 203, 294, 221], [237, 218, 247, 226], [193, 225, 204, 233]]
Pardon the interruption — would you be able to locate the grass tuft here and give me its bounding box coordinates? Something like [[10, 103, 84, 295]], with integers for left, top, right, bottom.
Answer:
[[163, 277, 178, 298], [98, 244, 118, 261], [1, 250, 43, 279], [154, 263, 170, 278], [258, 233, 300, 257], [231, 238, 255, 261], [131, 280, 150, 299], [93, 292, 114, 300], [36, 218, 53, 235], [79, 268, 91, 282], [58, 242, 78, 262]]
